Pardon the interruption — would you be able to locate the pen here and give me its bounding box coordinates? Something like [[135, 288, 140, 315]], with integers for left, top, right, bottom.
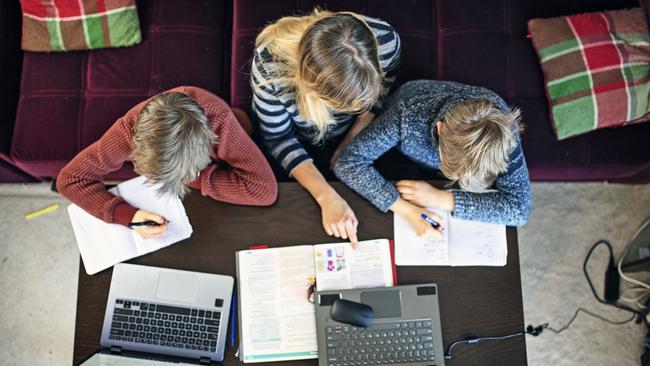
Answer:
[[230, 291, 237, 348], [127, 220, 168, 228], [420, 213, 441, 229]]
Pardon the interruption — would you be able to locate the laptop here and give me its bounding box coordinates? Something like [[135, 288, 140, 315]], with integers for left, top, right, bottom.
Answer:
[[315, 284, 445, 366], [84, 263, 234, 365]]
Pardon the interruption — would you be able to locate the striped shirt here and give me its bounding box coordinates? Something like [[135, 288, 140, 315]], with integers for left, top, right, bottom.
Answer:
[[251, 15, 401, 174]]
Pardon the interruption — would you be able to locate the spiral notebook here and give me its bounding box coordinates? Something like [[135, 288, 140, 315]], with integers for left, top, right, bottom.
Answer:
[[67, 176, 193, 275]]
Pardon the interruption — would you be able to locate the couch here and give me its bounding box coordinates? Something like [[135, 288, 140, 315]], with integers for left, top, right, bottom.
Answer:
[[1, 0, 649, 183]]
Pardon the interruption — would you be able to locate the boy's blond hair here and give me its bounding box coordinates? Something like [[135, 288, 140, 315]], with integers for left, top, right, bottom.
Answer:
[[132, 92, 216, 198], [438, 99, 522, 192]]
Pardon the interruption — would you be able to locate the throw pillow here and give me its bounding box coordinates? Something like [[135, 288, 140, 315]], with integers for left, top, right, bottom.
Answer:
[[20, 0, 142, 52], [528, 8, 650, 139]]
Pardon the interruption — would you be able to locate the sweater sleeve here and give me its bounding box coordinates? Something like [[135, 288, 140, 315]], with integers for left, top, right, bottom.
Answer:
[[333, 101, 403, 212], [195, 108, 278, 206], [451, 135, 531, 226], [251, 52, 312, 176], [56, 118, 138, 226]]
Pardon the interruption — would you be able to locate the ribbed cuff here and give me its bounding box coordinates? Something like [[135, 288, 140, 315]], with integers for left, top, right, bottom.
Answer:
[[112, 202, 139, 227], [451, 190, 473, 219], [375, 187, 401, 213]]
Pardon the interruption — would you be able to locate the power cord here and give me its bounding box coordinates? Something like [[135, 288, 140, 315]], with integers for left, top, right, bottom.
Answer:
[[444, 239, 648, 360]]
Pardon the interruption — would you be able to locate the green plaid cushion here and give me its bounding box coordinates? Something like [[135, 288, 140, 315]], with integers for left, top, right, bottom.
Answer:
[[20, 0, 142, 52], [528, 8, 650, 139]]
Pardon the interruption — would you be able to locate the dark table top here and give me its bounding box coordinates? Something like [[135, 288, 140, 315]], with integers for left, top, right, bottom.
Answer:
[[73, 182, 526, 365]]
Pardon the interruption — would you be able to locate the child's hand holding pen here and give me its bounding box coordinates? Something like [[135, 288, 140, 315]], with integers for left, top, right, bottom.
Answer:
[[128, 210, 168, 238]]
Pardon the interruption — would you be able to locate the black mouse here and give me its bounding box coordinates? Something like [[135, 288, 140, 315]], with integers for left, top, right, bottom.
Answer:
[[330, 299, 374, 327]]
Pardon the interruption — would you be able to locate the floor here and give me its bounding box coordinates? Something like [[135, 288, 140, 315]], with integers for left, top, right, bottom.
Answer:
[[0, 182, 649, 365]]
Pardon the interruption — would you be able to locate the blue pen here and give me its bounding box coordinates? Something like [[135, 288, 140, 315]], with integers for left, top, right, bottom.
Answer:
[[230, 292, 237, 348], [420, 213, 441, 229]]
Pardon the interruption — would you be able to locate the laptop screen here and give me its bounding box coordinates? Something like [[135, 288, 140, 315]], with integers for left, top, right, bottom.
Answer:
[[80, 352, 196, 366]]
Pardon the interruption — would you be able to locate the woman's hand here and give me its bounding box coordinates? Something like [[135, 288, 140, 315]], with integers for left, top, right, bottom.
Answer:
[[130, 210, 168, 239], [318, 192, 359, 248], [390, 198, 444, 241], [396, 180, 455, 211]]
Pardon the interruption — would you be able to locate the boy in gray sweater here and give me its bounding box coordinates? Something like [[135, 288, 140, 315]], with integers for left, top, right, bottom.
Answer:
[[333, 80, 531, 241]]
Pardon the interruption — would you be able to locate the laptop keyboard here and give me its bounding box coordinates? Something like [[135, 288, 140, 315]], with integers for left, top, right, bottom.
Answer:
[[108, 299, 220, 352], [325, 320, 436, 365]]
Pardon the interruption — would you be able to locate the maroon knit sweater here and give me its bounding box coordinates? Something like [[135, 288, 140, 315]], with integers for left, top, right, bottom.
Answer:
[[57, 86, 278, 226]]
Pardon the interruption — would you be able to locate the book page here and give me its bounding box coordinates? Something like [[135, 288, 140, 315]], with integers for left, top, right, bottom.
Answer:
[[67, 204, 139, 275], [394, 208, 450, 266], [237, 246, 318, 363], [448, 217, 507, 266], [313, 239, 393, 291], [111, 176, 193, 255]]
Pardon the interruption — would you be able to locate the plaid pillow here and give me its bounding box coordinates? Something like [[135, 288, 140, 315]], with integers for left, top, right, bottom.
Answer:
[[528, 8, 650, 140], [20, 0, 142, 52]]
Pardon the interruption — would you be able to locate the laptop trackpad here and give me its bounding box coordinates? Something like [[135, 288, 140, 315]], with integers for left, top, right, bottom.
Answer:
[[156, 271, 199, 303]]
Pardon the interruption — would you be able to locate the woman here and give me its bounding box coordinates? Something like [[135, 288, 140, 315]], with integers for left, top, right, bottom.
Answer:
[[251, 9, 401, 245], [334, 80, 531, 240]]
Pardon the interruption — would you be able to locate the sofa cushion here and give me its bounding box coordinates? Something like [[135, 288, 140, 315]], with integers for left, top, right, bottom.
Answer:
[[230, 0, 437, 109], [19, 0, 142, 52], [528, 8, 650, 140], [437, 0, 650, 181], [12, 0, 231, 179]]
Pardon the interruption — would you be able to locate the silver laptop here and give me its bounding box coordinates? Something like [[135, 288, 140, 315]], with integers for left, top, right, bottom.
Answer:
[[91, 263, 234, 365], [315, 284, 445, 366]]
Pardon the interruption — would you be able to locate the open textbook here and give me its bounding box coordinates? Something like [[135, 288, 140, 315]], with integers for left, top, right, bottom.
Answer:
[[67, 176, 193, 275], [235, 239, 395, 363], [394, 208, 507, 266]]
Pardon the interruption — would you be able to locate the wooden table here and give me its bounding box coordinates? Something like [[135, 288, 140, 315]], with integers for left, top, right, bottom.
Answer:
[[73, 182, 526, 365]]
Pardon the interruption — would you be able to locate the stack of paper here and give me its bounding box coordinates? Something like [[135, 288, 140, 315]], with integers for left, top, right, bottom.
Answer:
[[67, 176, 193, 275], [394, 208, 507, 266]]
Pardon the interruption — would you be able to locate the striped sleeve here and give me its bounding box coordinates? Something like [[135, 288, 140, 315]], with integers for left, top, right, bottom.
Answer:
[[365, 17, 401, 114], [251, 51, 312, 175]]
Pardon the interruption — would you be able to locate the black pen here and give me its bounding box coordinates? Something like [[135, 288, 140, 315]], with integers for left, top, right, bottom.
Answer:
[[127, 220, 168, 228]]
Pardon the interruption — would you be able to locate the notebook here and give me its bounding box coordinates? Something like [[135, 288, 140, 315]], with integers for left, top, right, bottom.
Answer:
[[67, 176, 193, 275], [235, 239, 395, 363], [394, 208, 507, 266]]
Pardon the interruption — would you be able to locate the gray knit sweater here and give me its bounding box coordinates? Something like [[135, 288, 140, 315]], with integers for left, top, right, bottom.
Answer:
[[333, 80, 531, 226]]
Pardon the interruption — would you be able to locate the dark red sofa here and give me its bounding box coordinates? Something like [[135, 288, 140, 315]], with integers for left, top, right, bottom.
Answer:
[[1, 0, 649, 183]]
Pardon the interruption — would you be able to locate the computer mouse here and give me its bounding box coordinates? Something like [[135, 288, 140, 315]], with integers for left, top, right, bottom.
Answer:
[[330, 299, 374, 327]]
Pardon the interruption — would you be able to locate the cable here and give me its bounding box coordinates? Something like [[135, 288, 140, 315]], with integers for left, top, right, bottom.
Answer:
[[546, 307, 636, 334], [618, 220, 650, 291], [444, 239, 649, 360]]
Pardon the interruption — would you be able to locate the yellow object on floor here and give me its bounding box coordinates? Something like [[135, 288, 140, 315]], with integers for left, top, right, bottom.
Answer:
[[25, 203, 60, 219]]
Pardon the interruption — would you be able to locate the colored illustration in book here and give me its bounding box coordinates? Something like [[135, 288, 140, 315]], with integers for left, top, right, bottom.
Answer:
[[327, 260, 335, 272], [335, 246, 344, 258], [327, 249, 333, 257], [336, 259, 346, 271], [316, 260, 324, 272]]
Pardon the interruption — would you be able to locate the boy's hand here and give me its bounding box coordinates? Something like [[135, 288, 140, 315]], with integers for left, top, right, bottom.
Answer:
[[390, 198, 444, 241], [396, 180, 455, 211], [130, 210, 168, 239]]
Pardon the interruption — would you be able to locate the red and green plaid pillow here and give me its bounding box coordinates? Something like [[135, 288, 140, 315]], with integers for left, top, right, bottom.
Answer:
[[20, 0, 142, 52], [528, 8, 650, 140]]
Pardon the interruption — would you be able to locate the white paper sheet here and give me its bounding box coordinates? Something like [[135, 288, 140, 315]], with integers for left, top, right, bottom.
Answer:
[[394, 208, 507, 266], [67, 176, 192, 275]]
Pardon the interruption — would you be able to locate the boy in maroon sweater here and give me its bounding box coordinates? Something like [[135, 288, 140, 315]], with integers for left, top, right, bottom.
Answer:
[[57, 86, 277, 238]]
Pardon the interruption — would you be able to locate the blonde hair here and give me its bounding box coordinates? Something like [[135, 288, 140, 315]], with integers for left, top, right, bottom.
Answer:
[[255, 9, 383, 141], [132, 92, 216, 198], [438, 100, 522, 192]]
